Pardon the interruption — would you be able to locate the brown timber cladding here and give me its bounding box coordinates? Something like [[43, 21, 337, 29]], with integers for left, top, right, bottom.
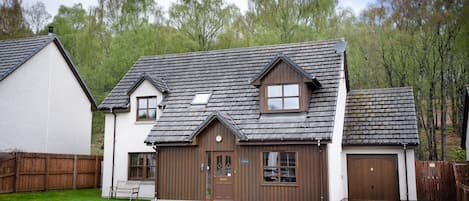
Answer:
[[0, 152, 102, 194], [156, 119, 328, 201]]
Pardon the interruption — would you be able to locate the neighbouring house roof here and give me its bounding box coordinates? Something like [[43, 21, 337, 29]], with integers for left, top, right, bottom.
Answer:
[[343, 87, 419, 145], [98, 40, 344, 144], [250, 53, 321, 88], [462, 85, 469, 149], [127, 72, 170, 95], [0, 35, 97, 110]]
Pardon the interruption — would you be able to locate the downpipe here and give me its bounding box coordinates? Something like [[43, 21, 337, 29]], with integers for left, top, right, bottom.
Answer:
[[317, 139, 324, 201], [403, 143, 409, 201], [152, 144, 159, 201], [111, 108, 117, 198]]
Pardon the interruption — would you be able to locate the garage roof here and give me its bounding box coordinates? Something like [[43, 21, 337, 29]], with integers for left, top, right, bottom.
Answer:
[[343, 87, 419, 145]]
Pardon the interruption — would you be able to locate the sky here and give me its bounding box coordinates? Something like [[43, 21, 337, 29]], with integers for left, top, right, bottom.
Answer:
[[23, 0, 375, 22]]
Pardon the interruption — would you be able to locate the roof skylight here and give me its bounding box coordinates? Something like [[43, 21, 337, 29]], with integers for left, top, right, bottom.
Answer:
[[191, 93, 211, 105]]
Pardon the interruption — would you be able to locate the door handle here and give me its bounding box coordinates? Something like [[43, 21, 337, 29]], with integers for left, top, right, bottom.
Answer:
[[371, 185, 374, 189]]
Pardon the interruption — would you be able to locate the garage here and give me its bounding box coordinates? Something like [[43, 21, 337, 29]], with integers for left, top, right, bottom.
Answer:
[[347, 154, 400, 201]]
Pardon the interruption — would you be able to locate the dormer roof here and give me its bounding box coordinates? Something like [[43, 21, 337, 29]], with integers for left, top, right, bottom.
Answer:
[[127, 72, 169, 95], [250, 53, 321, 88]]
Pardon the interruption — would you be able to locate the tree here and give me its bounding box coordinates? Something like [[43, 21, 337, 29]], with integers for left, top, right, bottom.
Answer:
[[169, 0, 238, 51], [24, 1, 51, 34], [0, 0, 31, 39]]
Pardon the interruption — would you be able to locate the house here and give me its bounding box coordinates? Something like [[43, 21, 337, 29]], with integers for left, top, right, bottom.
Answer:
[[0, 34, 96, 154], [99, 39, 419, 201], [463, 86, 469, 161]]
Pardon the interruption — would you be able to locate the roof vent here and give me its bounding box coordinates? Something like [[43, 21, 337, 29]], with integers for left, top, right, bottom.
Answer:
[[191, 93, 211, 105], [335, 39, 346, 54]]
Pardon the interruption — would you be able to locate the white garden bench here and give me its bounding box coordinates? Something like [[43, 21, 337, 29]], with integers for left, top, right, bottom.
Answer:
[[109, 180, 140, 201]]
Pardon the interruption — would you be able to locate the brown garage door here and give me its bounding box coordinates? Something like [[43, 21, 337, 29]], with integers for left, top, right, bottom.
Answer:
[[347, 154, 399, 201]]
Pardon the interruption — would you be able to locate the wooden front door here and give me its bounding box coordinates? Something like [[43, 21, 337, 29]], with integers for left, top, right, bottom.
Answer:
[[347, 154, 400, 201], [212, 151, 234, 201]]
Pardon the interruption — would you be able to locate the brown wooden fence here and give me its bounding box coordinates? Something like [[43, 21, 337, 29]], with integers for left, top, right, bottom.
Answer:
[[453, 162, 469, 201], [0, 152, 102, 194]]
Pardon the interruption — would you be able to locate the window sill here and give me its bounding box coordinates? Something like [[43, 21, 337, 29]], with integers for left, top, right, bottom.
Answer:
[[134, 121, 156, 125], [260, 183, 298, 187], [128, 180, 154, 184]]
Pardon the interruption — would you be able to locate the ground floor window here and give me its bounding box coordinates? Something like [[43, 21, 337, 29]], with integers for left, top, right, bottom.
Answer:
[[263, 152, 296, 183], [128, 153, 156, 180]]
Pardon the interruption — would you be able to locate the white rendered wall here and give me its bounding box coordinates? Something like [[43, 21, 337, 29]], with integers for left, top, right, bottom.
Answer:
[[0, 42, 92, 154], [102, 80, 163, 199], [327, 55, 347, 201], [341, 146, 418, 201]]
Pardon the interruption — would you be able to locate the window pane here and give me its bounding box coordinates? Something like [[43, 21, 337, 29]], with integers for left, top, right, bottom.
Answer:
[[138, 110, 147, 119], [216, 155, 223, 176], [147, 154, 156, 166], [284, 98, 299, 109], [206, 152, 211, 197], [130, 154, 144, 166], [268, 98, 282, 110], [280, 152, 296, 166], [267, 85, 282, 97], [263, 168, 279, 182], [148, 97, 157, 108], [148, 109, 157, 119], [281, 176, 296, 183], [147, 167, 155, 178], [263, 152, 278, 167], [284, 84, 299, 96], [138, 98, 147, 109], [130, 167, 143, 178], [225, 156, 231, 176], [281, 168, 296, 177]]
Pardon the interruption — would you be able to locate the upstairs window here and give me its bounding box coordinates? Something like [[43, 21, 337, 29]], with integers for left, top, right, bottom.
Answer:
[[137, 96, 157, 121], [267, 84, 299, 110]]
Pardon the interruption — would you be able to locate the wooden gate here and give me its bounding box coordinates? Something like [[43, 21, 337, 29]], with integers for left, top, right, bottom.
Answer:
[[415, 160, 456, 201]]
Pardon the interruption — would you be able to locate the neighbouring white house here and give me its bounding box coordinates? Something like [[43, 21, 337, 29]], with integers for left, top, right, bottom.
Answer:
[[99, 39, 419, 201], [464, 86, 469, 161], [0, 34, 96, 155]]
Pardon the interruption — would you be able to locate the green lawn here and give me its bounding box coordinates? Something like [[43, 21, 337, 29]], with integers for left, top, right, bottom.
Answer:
[[0, 189, 149, 201]]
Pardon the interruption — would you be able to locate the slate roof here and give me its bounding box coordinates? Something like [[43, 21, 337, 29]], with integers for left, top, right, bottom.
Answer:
[[0, 35, 97, 109], [98, 40, 343, 144], [343, 87, 419, 145]]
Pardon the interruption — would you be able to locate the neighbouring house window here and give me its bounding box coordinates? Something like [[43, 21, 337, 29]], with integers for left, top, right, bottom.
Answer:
[[137, 96, 157, 121], [263, 152, 296, 183], [267, 84, 299, 110], [128, 153, 156, 180]]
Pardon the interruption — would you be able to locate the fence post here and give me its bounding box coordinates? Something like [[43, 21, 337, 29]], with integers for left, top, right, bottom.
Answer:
[[14, 152, 20, 193], [45, 155, 49, 191], [94, 156, 98, 188], [72, 155, 77, 189]]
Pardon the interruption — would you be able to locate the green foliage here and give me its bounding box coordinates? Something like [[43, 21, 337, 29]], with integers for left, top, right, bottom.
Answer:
[[453, 147, 467, 161]]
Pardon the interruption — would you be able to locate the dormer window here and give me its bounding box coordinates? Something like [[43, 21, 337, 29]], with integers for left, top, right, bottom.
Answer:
[[250, 54, 321, 114], [267, 84, 299, 110], [137, 96, 157, 121]]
